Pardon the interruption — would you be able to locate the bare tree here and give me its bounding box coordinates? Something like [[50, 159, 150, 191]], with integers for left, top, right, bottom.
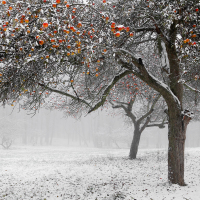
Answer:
[[111, 93, 167, 159]]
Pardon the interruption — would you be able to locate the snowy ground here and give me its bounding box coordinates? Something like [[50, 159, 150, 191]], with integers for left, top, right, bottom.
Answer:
[[0, 146, 200, 200]]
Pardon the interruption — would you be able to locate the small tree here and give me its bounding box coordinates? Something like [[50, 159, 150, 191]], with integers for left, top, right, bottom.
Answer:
[[111, 93, 167, 159]]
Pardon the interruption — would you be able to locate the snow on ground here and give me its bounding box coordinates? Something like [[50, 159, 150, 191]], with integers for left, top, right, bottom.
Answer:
[[0, 146, 200, 200]]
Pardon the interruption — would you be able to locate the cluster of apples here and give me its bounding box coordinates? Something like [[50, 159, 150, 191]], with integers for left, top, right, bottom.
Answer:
[[1, 1, 88, 56], [109, 22, 134, 38], [183, 25, 198, 46], [182, 7, 199, 46]]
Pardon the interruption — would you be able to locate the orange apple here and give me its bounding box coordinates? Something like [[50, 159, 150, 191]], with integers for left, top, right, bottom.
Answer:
[[115, 32, 120, 37], [43, 22, 48, 28], [126, 27, 130, 32], [111, 22, 115, 29], [39, 40, 44, 45], [77, 22, 82, 28], [185, 38, 190, 43], [117, 26, 124, 31]]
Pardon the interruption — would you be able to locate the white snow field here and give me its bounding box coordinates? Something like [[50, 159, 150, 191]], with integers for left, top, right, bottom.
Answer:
[[0, 146, 200, 200]]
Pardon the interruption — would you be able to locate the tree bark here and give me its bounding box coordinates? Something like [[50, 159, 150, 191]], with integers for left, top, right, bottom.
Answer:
[[129, 124, 141, 159], [168, 106, 191, 185]]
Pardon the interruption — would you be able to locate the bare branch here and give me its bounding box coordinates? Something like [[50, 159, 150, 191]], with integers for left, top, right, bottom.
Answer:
[[128, 38, 157, 46], [88, 70, 133, 113], [184, 83, 200, 93], [114, 101, 129, 106], [149, 16, 170, 45], [146, 121, 168, 127], [134, 27, 155, 33], [127, 95, 137, 111], [140, 116, 151, 133], [118, 48, 181, 108], [38, 83, 91, 108], [137, 94, 161, 123]]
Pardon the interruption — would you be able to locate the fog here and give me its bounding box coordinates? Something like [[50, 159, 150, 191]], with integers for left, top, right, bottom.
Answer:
[[0, 106, 200, 149]]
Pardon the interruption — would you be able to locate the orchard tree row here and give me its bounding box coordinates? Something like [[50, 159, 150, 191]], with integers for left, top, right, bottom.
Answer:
[[0, 0, 200, 186]]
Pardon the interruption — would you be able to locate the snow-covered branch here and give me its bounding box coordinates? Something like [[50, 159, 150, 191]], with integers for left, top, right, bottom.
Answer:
[[88, 70, 133, 113], [184, 83, 200, 94]]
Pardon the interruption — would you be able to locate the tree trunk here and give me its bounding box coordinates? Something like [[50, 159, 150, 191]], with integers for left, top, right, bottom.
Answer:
[[129, 125, 141, 159], [168, 107, 191, 186]]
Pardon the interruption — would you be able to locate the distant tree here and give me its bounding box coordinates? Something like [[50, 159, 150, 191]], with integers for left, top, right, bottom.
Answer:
[[111, 93, 167, 159], [0, 117, 24, 149], [0, 136, 12, 149]]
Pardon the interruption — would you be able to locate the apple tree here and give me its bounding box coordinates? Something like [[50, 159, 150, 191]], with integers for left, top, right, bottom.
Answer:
[[0, 0, 200, 186]]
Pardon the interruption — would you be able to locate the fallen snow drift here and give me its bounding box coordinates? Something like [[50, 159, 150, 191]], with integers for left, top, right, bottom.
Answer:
[[0, 146, 199, 200]]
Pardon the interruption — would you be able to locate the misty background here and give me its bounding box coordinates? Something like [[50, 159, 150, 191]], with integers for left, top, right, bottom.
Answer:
[[0, 106, 200, 149]]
